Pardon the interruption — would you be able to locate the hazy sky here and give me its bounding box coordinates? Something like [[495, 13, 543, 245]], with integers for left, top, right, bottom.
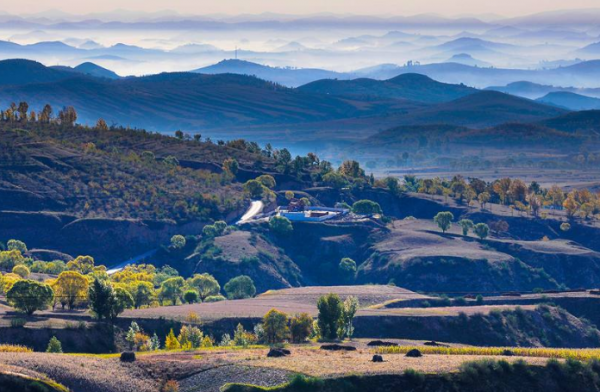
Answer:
[[7, 0, 600, 18]]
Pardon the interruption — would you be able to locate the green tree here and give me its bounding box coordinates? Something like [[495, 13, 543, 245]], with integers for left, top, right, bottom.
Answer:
[[434, 211, 454, 233], [458, 219, 474, 236], [188, 273, 220, 301], [474, 223, 490, 240], [131, 281, 154, 309], [224, 276, 256, 299], [340, 296, 359, 340], [317, 293, 343, 340], [263, 308, 289, 344], [256, 175, 276, 189], [244, 180, 264, 199], [88, 278, 115, 321], [223, 158, 239, 176], [338, 258, 357, 280], [112, 287, 134, 319], [7, 280, 54, 315], [7, 239, 27, 253], [290, 313, 313, 343], [170, 235, 186, 249], [46, 336, 63, 353], [214, 221, 228, 235], [160, 277, 185, 305], [351, 200, 382, 215], [322, 172, 348, 190], [184, 289, 199, 304], [269, 216, 293, 237]]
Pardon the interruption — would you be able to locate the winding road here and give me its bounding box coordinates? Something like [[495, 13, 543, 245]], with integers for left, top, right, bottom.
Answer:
[[236, 200, 264, 224]]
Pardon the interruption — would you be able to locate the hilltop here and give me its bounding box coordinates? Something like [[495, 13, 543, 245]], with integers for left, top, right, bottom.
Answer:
[[298, 73, 477, 103]]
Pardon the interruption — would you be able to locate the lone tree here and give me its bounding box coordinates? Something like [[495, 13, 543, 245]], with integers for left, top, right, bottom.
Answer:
[[317, 293, 343, 341], [224, 276, 256, 299], [434, 211, 454, 233], [263, 308, 289, 344], [269, 216, 293, 237], [7, 280, 54, 315], [352, 200, 382, 215], [339, 258, 357, 280], [474, 223, 490, 240], [46, 336, 63, 353], [170, 235, 186, 249], [458, 219, 474, 236]]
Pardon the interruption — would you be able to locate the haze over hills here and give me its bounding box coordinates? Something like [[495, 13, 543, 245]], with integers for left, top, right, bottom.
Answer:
[[537, 92, 600, 111]]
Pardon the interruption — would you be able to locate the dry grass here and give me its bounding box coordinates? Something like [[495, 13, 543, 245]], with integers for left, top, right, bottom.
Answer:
[[0, 352, 158, 392], [243, 347, 551, 377], [376, 346, 600, 361]]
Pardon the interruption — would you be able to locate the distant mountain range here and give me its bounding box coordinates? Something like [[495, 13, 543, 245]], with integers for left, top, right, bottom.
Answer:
[[0, 59, 580, 146]]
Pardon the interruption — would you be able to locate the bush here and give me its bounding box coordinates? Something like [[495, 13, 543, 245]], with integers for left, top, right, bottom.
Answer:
[[224, 276, 256, 299], [183, 289, 199, 304], [269, 216, 293, 237], [170, 235, 186, 249], [46, 336, 63, 353], [10, 318, 27, 328], [352, 200, 382, 215], [12, 264, 30, 278], [338, 258, 357, 279], [205, 295, 226, 302]]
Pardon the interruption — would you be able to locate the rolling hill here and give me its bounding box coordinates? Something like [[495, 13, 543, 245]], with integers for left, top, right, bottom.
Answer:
[[298, 73, 478, 103], [0, 59, 79, 86], [381, 91, 568, 128], [537, 110, 600, 135], [0, 61, 413, 132], [537, 92, 600, 111]]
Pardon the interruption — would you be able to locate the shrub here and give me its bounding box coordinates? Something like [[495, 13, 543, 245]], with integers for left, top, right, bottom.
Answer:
[[7, 239, 27, 253], [46, 336, 63, 353], [161, 380, 179, 392], [269, 216, 293, 237], [205, 295, 226, 302], [263, 308, 289, 344], [183, 289, 199, 304], [170, 235, 186, 249], [12, 264, 30, 278], [10, 318, 27, 328], [338, 258, 357, 279], [352, 200, 382, 215], [7, 280, 54, 315], [0, 344, 32, 353], [224, 276, 256, 300]]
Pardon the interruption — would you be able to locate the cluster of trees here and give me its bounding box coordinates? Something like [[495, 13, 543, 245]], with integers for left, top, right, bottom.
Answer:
[[0, 239, 258, 317], [404, 175, 600, 221], [0, 102, 78, 126], [433, 212, 491, 240]]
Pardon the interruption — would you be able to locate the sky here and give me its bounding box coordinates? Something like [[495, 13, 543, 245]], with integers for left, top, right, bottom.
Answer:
[[5, 0, 600, 18]]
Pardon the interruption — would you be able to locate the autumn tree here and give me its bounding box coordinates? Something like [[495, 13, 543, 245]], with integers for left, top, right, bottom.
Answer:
[[53, 271, 89, 310], [290, 313, 313, 343], [67, 255, 95, 274], [95, 118, 109, 130]]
